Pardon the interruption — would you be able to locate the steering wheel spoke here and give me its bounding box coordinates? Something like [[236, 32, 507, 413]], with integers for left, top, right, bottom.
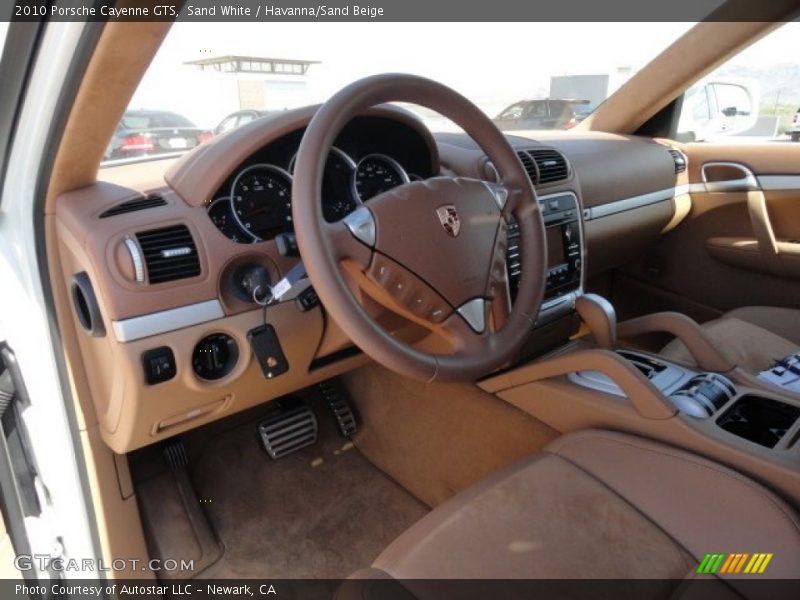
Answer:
[[439, 305, 491, 353], [325, 210, 374, 270]]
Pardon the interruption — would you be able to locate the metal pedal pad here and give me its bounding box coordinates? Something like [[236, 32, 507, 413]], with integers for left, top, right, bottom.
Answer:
[[163, 439, 188, 471], [318, 379, 357, 438], [258, 402, 318, 459]]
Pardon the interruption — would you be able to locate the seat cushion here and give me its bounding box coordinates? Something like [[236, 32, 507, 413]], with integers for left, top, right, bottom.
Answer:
[[367, 430, 800, 587], [661, 306, 800, 373]]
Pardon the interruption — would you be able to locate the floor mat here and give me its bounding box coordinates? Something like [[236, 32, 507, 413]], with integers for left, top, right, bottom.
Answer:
[[189, 402, 428, 579]]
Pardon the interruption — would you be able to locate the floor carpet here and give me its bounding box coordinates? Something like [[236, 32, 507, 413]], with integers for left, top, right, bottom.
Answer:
[[188, 404, 428, 579]]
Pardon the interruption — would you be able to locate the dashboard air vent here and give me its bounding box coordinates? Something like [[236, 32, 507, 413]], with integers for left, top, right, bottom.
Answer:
[[668, 149, 687, 174], [99, 194, 166, 218], [135, 225, 200, 284], [516, 150, 538, 183], [528, 148, 569, 184]]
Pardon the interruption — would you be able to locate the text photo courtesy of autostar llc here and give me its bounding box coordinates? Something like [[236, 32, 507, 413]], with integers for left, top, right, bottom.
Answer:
[[0, 0, 800, 598]]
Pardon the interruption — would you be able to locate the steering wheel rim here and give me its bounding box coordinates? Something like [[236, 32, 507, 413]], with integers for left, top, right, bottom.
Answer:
[[293, 74, 546, 382]]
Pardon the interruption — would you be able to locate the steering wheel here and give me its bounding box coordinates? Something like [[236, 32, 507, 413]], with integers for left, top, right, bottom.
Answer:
[[293, 74, 546, 382]]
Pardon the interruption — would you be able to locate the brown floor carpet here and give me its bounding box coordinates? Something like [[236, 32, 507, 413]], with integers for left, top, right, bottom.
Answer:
[[343, 364, 560, 507], [188, 405, 428, 579]]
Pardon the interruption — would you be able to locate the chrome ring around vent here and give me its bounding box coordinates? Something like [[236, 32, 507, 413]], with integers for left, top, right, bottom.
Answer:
[[124, 237, 145, 283]]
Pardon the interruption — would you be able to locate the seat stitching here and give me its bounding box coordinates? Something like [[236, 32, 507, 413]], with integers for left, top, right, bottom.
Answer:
[[550, 432, 800, 535]]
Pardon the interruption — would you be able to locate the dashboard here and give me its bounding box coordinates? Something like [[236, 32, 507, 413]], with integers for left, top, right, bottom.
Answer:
[[205, 116, 435, 243], [60, 104, 685, 454]]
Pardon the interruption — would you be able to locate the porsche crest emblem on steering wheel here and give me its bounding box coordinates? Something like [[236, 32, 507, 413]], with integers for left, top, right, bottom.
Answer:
[[436, 204, 461, 238]]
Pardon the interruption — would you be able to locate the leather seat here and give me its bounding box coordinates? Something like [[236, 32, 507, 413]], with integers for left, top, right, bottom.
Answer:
[[341, 430, 800, 597], [661, 306, 800, 374]]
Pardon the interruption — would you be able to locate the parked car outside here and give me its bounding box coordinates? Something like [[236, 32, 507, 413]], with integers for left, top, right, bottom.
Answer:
[[104, 110, 213, 161], [214, 109, 276, 134], [493, 98, 592, 130]]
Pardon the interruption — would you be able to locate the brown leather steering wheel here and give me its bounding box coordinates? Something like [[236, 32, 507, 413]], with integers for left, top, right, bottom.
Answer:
[[293, 74, 546, 382]]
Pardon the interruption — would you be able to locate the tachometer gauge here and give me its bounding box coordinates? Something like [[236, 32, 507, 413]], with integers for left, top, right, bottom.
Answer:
[[352, 154, 410, 202], [207, 197, 256, 243], [230, 164, 293, 241]]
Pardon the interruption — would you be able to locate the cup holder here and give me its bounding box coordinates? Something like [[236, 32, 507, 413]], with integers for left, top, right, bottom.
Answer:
[[717, 395, 800, 448]]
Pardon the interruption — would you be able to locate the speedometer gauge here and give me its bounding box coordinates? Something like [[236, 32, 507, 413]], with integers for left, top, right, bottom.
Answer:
[[352, 154, 410, 202], [230, 164, 293, 241]]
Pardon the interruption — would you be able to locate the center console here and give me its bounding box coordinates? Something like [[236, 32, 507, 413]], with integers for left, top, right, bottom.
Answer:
[[507, 191, 583, 325], [565, 297, 800, 453]]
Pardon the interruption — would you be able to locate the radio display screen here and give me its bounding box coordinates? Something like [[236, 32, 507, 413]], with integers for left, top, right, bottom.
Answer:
[[546, 226, 566, 268]]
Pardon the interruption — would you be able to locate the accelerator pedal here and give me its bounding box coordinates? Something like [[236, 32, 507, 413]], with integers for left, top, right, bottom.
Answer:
[[318, 379, 358, 438], [258, 400, 318, 459]]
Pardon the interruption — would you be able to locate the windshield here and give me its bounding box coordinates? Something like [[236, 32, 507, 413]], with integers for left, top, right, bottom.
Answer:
[[104, 22, 692, 165]]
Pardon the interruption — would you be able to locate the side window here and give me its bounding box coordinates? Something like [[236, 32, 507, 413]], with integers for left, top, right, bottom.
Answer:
[[238, 113, 256, 126], [216, 116, 238, 133], [676, 22, 798, 143], [498, 104, 525, 121], [531, 103, 548, 118]]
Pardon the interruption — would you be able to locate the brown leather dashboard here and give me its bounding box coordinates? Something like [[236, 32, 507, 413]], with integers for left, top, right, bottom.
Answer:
[[56, 105, 685, 452]]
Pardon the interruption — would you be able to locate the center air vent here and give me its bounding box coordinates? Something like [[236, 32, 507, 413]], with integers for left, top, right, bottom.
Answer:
[[135, 225, 200, 284], [516, 151, 538, 183], [528, 148, 569, 184], [516, 148, 569, 185], [99, 194, 166, 218], [668, 149, 687, 174]]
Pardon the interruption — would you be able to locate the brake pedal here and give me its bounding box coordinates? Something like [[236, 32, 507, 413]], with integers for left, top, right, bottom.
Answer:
[[258, 401, 318, 459], [318, 379, 358, 438]]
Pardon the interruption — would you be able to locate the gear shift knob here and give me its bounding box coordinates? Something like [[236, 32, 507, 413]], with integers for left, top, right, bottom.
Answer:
[[575, 293, 617, 349]]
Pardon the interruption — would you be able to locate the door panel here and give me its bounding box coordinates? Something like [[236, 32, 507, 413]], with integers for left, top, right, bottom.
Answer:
[[616, 142, 800, 319]]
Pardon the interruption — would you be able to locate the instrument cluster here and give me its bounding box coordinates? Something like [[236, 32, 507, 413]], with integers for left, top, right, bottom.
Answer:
[[208, 146, 422, 243]]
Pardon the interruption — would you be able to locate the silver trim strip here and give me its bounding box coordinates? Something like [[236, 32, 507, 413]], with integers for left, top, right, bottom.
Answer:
[[112, 299, 225, 342], [758, 175, 800, 191], [584, 185, 688, 220]]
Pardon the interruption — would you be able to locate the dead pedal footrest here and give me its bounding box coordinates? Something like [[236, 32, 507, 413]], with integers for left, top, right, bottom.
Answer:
[[258, 402, 318, 459], [318, 380, 357, 438]]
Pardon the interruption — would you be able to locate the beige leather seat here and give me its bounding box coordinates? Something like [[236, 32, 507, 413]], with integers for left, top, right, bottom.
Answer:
[[341, 430, 800, 597], [662, 306, 800, 374]]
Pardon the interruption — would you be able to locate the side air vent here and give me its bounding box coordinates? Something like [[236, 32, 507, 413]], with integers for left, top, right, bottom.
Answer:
[[99, 194, 166, 218], [135, 225, 200, 284], [528, 148, 569, 184], [668, 149, 687, 174]]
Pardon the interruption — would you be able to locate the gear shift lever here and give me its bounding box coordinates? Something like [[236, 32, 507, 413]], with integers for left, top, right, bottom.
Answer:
[[575, 293, 617, 349]]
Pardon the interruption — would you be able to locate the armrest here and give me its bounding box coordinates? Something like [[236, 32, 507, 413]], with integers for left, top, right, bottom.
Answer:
[[617, 312, 734, 373]]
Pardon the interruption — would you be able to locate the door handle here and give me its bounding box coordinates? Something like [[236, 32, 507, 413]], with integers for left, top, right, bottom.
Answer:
[[700, 162, 784, 276], [700, 162, 759, 193]]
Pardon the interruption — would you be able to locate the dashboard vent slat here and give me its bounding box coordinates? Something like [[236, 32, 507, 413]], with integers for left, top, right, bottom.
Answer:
[[528, 148, 569, 184], [99, 194, 166, 218], [516, 151, 539, 184], [135, 225, 200, 284], [668, 149, 687, 174]]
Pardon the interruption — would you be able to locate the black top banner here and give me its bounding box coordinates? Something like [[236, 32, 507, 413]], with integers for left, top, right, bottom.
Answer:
[[4, 0, 800, 22]]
